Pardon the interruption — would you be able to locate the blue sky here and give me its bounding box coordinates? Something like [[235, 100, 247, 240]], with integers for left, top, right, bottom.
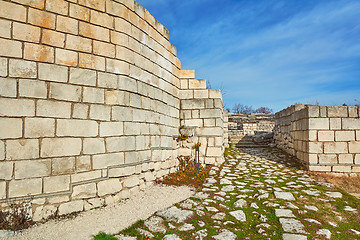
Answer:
[[137, 0, 360, 112]]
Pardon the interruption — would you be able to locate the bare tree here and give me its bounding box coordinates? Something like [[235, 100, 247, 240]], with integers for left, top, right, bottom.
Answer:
[[255, 107, 273, 114], [232, 104, 254, 114]]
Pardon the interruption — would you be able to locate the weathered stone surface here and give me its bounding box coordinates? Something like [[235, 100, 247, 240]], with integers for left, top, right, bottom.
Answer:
[[0, 118, 22, 139], [157, 206, 194, 223], [275, 209, 296, 218], [41, 138, 82, 157], [144, 216, 166, 234], [6, 139, 39, 160], [123, 176, 140, 188], [274, 191, 295, 201], [97, 179, 122, 196], [44, 175, 70, 193], [15, 160, 51, 179], [279, 218, 307, 234], [25, 118, 55, 138], [72, 183, 97, 199], [282, 234, 307, 240], [229, 210, 246, 222], [212, 229, 237, 240], [58, 200, 84, 215], [9, 178, 42, 198], [32, 205, 57, 221]]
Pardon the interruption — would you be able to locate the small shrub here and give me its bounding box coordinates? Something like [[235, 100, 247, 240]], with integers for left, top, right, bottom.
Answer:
[[156, 155, 212, 188], [0, 201, 34, 231], [94, 232, 118, 240]]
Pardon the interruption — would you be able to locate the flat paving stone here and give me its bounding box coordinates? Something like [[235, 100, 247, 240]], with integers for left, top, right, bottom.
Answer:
[[282, 233, 308, 240], [157, 206, 194, 223], [325, 192, 342, 198], [229, 210, 246, 222], [162, 234, 182, 240], [317, 229, 331, 239], [279, 218, 308, 234], [275, 209, 296, 218], [275, 191, 296, 201], [144, 216, 167, 234], [212, 229, 237, 240]]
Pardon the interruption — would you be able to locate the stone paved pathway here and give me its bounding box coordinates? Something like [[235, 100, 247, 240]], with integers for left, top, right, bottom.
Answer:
[[109, 148, 360, 240]]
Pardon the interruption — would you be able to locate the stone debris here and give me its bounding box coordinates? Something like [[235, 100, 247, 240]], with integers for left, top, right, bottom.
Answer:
[[304, 218, 321, 225], [179, 223, 195, 231], [282, 233, 308, 240], [234, 199, 247, 208], [220, 178, 232, 185], [350, 229, 360, 235], [157, 206, 194, 223], [162, 234, 182, 240], [279, 218, 308, 234], [144, 216, 167, 233], [302, 190, 320, 196], [212, 212, 226, 220], [137, 228, 154, 238], [115, 235, 137, 240], [274, 191, 295, 201], [325, 192, 342, 198], [304, 205, 319, 211], [194, 229, 208, 239], [212, 229, 237, 240], [316, 229, 331, 239], [344, 206, 358, 213], [229, 210, 247, 222], [275, 209, 296, 218]]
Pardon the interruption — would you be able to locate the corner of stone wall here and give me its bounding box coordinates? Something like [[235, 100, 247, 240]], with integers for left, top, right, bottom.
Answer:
[[178, 70, 225, 166], [275, 104, 360, 174]]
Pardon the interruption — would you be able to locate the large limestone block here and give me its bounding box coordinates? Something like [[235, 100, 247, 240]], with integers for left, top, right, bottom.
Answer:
[[335, 131, 355, 141], [83, 87, 105, 104], [6, 139, 39, 160], [15, 159, 51, 179], [100, 122, 123, 137], [58, 200, 84, 215], [52, 157, 75, 175], [56, 119, 98, 137], [92, 153, 124, 169], [324, 142, 348, 154], [308, 118, 329, 130], [89, 105, 111, 121], [106, 136, 135, 152], [9, 178, 42, 198], [38, 63, 68, 83], [109, 166, 136, 177], [327, 106, 348, 117], [98, 72, 118, 89], [72, 183, 97, 199], [49, 83, 81, 102], [32, 205, 57, 222], [0, 38, 22, 58], [0, 181, 6, 199], [308, 142, 323, 154], [342, 118, 360, 130], [69, 68, 96, 86], [44, 175, 70, 193], [318, 131, 334, 142], [123, 175, 140, 188], [83, 138, 105, 154], [97, 179, 122, 196], [112, 106, 133, 121], [0, 0, 27, 22], [25, 118, 55, 138], [41, 138, 82, 157], [9, 59, 37, 78], [0, 118, 22, 139], [318, 154, 337, 164], [75, 156, 91, 172], [0, 141, 4, 160], [72, 103, 89, 119], [71, 170, 102, 183], [200, 109, 222, 118], [349, 141, 360, 153], [0, 162, 13, 180], [0, 78, 17, 97], [0, 99, 35, 117], [206, 147, 223, 157], [179, 70, 195, 79], [36, 100, 71, 118]]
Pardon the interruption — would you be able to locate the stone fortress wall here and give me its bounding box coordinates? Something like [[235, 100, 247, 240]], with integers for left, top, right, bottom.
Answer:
[[228, 113, 275, 136], [274, 104, 360, 173], [0, 0, 225, 220]]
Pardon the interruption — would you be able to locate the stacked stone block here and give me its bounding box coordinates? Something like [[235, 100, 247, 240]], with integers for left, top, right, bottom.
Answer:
[[274, 105, 360, 173], [0, 0, 225, 220], [179, 70, 225, 165]]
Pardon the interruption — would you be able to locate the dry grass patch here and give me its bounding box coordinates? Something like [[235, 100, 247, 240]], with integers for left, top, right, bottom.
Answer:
[[308, 172, 360, 194]]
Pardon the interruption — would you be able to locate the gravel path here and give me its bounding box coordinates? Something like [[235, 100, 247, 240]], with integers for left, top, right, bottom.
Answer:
[[8, 185, 194, 240]]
